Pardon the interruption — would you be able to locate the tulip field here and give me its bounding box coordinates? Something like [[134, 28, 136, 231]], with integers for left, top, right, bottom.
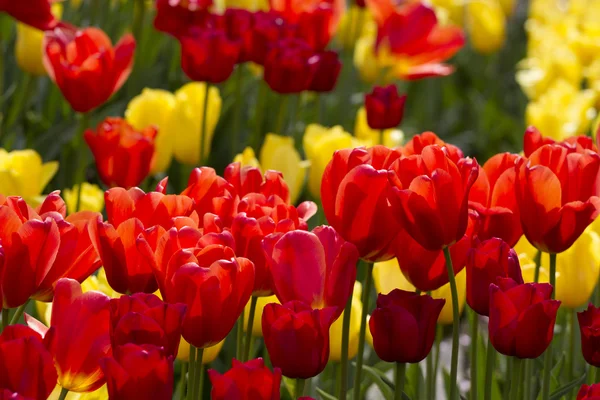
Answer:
[[3, 0, 600, 399]]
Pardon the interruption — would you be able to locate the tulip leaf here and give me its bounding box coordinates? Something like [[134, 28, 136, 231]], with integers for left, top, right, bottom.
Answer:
[[352, 361, 394, 399], [316, 387, 338, 400], [405, 362, 425, 399], [548, 373, 586, 400]]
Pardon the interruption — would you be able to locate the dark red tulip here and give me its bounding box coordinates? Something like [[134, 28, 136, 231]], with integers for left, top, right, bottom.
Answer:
[[321, 145, 402, 262], [466, 238, 523, 316], [394, 210, 478, 292], [515, 144, 600, 253], [0, 0, 58, 30], [296, 5, 335, 51], [388, 144, 479, 251], [577, 304, 600, 367], [401, 131, 464, 163], [44, 26, 135, 113], [208, 358, 282, 399], [308, 51, 342, 92], [369, 289, 445, 363], [269, 0, 345, 31], [262, 301, 336, 378], [154, 0, 212, 37], [85, 118, 157, 189], [264, 38, 316, 94], [100, 344, 174, 400], [45, 278, 111, 392], [263, 226, 358, 317], [489, 278, 560, 358], [577, 384, 600, 399], [223, 8, 254, 63], [469, 152, 522, 246], [0, 326, 57, 400], [523, 126, 597, 157], [109, 293, 186, 358], [364, 85, 406, 130]]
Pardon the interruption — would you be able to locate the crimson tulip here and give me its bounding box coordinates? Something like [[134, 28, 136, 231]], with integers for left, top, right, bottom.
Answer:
[[154, 0, 211, 38], [388, 144, 479, 251], [85, 118, 157, 189], [0, 0, 58, 30], [489, 278, 560, 358], [321, 145, 402, 262], [466, 238, 523, 316], [578, 304, 600, 367], [264, 38, 316, 94], [308, 51, 342, 92], [100, 343, 173, 400], [523, 126, 597, 157], [364, 85, 406, 130], [269, 0, 345, 32], [246, 11, 291, 65], [109, 293, 186, 358], [369, 289, 445, 363], [469, 152, 522, 246], [262, 301, 336, 378], [295, 5, 335, 51], [208, 358, 282, 399], [400, 131, 463, 163], [223, 8, 254, 63], [0, 326, 57, 400], [43, 26, 135, 113], [515, 144, 600, 253], [577, 384, 600, 400]]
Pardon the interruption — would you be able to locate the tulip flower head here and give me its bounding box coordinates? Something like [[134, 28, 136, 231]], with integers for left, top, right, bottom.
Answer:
[[523, 126, 597, 158], [364, 85, 406, 130], [0, 149, 58, 205], [264, 38, 317, 94], [577, 304, 600, 367], [308, 51, 342, 92], [0, 0, 59, 30], [577, 383, 600, 400], [154, 0, 212, 38], [208, 358, 282, 399]]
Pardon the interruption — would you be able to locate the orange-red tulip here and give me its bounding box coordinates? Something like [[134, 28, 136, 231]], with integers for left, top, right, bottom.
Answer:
[[401, 131, 463, 163], [524, 126, 597, 158]]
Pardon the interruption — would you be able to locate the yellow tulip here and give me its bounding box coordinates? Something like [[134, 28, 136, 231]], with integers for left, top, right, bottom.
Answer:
[[353, 34, 386, 84], [427, 0, 464, 26], [466, 0, 506, 54], [336, 6, 374, 50], [63, 183, 105, 215], [15, 4, 62, 75], [0, 149, 58, 205], [354, 107, 404, 147], [48, 385, 108, 400], [372, 258, 467, 324], [329, 282, 363, 362], [166, 82, 222, 166], [303, 124, 359, 199], [125, 88, 177, 174], [260, 134, 308, 204], [234, 147, 261, 169], [213, 0, 268, 11], [517, 228, 600, 309], [243, 295, 279, 337], [177, 338, 225, 364]]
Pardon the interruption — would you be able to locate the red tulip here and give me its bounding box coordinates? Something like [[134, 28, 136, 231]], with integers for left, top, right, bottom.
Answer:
[[109, 293, 186, 358], [369, 289, 445, 363], [43, 26, 135, 113], [469, 152, 522, 246], [246, 11, 292, 65], [45, 278, 111, 392], [208, 358, 282, 399], [295, 5, 335, 51], [515, 144, 600, 253], [263, 226, 359, 317], [264, 38, 316, 94], [321, 145, 402, 262], [577, 384, 600, 400], [308, 51, 342, 92], [364, 85, 406, 130], [489, 278, 560, 358], [401, 131, 463, 163], [466, 238, 523, 316], [523, 126, 597, 157], [0, 326, 57, 400], [269, 0, 345, 32], [154, 0, 211, 38], [388, 144, 479, 251], [577, 304, 600, 367], [223, 8, 254, 63], [85, 118, 157, 189], [0, 0, 58, 30], [100, 344, 174, 400], [262, 301, 336, 378], [394, 209, 478, 292], [224, 163, 290, 203], [181, 167, 237, 224]]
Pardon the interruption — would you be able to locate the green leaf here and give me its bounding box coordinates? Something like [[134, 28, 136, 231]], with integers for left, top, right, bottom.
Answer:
[[405, 362, 424, 399], [352, 361, 394, 399], [282, 377, 296, 400], [549, 373, 586, 400], [316, 387, 338, 400]]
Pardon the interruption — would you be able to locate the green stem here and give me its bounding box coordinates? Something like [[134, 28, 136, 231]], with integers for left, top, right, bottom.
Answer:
[[295, 378, 306, 398], [251, 81, 268, 152], [379, 129, 385, 146], [568, 308, 576, 384], [290, 94, 301, 140], [426, 340, 434, 400], [471, 310, 478, 400], [75, 113, 91, 212], [199, 83, 210, 165], [232, 65, 244, 156], [395, 363, 406, 400], [548, 253, 556, 297], [194, 347, 204, 400], [236, 310, 245, 361], [132, 0, 146, 43], [433, 325, 443, 399], [444, 246, 460, 400], [589, 366, 599, 385], [510, 358, 523, 400], [5, 73, 35, 130], [504, 356, 513, 400], [523, 359, 531, 400], [275, 95, 289, 135], [484, 338, 496, 400], [352, 262, 374, 400], [179, 362, 188, 400], [541, 253, 557, 400], [187, 345, 196, 400], [315, 93, 322, 124], [338, 285, 354, 400], [9, 300, 30, 325], [57, 387, 69, 400], [243, 296, 258, 362], [0, 309, 8, 332], [533, 250, 542, 283]]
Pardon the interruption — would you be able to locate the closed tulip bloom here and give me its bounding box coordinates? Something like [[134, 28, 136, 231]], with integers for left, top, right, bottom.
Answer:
[[262, 301, 336, 378], [369, 289, 445, 363], [466, 238, 523, 316], [43, 26, 135, 113], [295, 5, 336, 51], [269, 0, 345, 31], [489, 278, 560, 358], [578, 304, 600, 367], [100, 344, 173, 400], [321, 145, 402, 261], [308, 51, 342, 92], [515, 144, 600, 253], [154, 0, 211, 38], [45, 278, 111, 392], [263, 226, 359, 317], [0, 326, 57, 400], [208, 358, 282, 399], [469, 152, 522, 246], [63, 183, 104, 215], [264, 38, 317, 94], [85, 118, 157, 189], [223, 8, 254, 63], [523, 126, 597, 158], [234, 147, 261, 169], [577, 384, 600, 399], [246, 11, 290, 65], [364, 85, 406, 130], [466, 0, 506, 54], [0, 0, 58, 30], [388, 145, 479, 251], [400, 131, 464, 163], [0, 149, 58, 205]]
